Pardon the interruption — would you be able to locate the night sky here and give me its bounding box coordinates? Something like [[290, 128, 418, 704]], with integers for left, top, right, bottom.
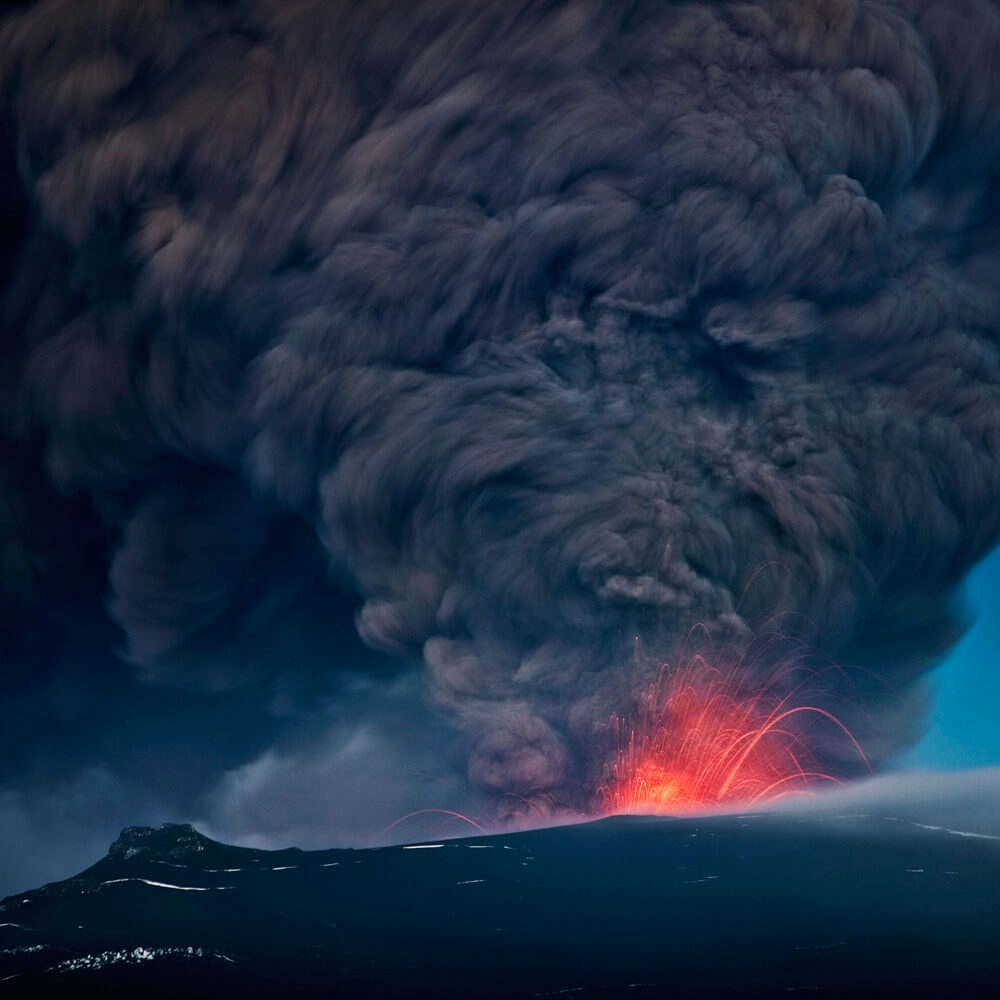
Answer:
[[2, 0, 1000, 901], [904, 547, 1000, 770]]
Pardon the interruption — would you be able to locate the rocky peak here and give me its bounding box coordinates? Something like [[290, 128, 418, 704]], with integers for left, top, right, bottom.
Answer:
[[108, 823, 218, 862]]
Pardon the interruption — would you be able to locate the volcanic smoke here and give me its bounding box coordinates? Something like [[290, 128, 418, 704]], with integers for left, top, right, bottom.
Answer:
[[387, 634, 874, 837], [4, 0, 1000, 834]]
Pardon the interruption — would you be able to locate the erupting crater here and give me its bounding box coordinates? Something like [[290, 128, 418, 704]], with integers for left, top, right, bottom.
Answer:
[[595, 651, 869, 816]]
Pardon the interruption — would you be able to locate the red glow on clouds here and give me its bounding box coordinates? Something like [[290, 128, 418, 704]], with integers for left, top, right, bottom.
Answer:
[[381, 631, 872, 842], [595, 653, 869, 816]]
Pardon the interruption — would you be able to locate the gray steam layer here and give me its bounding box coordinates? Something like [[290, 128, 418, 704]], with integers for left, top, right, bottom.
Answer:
[[3, 0, 1000, 809]]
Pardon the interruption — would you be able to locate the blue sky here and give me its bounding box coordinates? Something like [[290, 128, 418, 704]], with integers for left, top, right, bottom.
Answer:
[[903, 547, 1000, 770]]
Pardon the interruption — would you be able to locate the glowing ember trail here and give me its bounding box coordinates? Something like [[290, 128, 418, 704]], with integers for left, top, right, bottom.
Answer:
[[595, 652, 869, 816]]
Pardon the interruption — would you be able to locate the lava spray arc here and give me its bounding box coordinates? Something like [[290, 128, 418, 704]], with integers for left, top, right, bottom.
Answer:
[[595, 638, 871, 816]]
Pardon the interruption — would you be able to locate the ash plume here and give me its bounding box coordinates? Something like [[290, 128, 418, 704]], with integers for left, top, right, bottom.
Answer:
[[3, 0, 1000, 813]]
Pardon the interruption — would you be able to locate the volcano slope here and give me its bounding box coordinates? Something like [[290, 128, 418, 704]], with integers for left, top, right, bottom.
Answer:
[[1, 812, 998, 997]]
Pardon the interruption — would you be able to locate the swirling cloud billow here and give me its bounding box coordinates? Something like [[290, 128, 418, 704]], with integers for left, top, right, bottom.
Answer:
[[2, 0, 1000, 835]]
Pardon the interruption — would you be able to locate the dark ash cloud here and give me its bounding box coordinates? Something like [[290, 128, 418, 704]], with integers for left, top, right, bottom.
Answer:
[[2, 0, 1000, 819]]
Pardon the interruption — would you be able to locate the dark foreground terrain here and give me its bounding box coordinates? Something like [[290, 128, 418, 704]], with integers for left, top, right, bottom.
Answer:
[[2, 811, 998, 997]]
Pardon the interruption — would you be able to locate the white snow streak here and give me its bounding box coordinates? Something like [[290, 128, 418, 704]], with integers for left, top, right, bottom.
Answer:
[[99, 878, 222, 892]]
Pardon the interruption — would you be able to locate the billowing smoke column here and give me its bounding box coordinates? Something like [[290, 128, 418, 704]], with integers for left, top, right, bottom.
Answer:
[[3, 0, 1000, 813]]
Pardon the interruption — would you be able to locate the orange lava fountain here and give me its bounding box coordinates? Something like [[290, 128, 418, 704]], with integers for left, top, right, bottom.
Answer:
[[595, 653, 868, 815]]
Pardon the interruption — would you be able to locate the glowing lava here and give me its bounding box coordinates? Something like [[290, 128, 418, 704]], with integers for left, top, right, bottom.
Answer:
[[596, 653, 868, 815]]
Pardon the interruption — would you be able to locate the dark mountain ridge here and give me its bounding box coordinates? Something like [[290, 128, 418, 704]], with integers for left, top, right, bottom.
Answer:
[[2, 812, 999, 997]]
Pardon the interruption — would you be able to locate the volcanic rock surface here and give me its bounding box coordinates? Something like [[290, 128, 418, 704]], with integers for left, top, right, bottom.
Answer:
[[2, 813, 999, 997]]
